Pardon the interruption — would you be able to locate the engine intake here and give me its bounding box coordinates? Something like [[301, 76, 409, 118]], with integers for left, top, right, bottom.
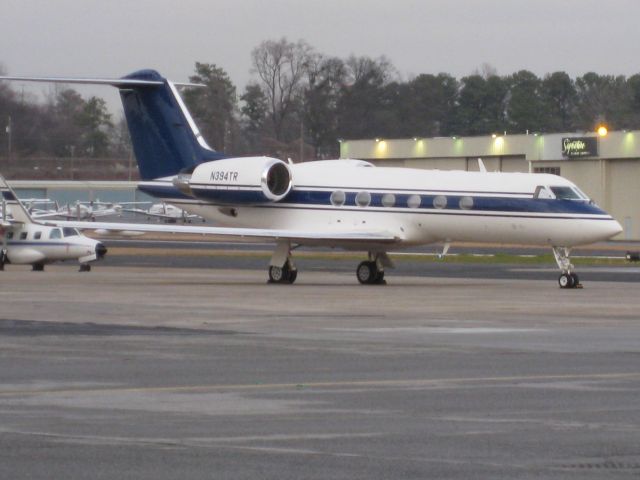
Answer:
[[184, 156, 293, 205]]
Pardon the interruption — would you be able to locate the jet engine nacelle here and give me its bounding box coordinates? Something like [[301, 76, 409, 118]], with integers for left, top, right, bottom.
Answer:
[[174, 156, 293, 205]]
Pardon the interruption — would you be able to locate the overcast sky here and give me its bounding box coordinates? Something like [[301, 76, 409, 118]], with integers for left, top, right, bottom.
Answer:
[[3, 0, 640, 114]]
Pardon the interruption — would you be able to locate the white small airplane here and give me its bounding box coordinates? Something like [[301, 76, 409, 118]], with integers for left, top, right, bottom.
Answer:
[[0, 176, 107, 271], [123, 202, 203, 223], [0, 70, 623, 287], [24, 200, 121, 220]]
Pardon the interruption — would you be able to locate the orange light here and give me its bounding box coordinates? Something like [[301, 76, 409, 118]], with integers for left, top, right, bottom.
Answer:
[[597, 125, 608, 137]]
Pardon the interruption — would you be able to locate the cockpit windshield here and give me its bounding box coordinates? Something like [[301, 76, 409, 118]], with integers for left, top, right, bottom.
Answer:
[[63, 227, 80, 237], [550, 186, 588, 201]]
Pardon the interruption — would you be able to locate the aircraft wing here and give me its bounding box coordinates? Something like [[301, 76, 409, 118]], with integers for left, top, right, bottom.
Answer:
[[122, 208, 173, 218], [123, 208, 201, 220], [31, 211, 71, 219], [44, 220, 402, 246]]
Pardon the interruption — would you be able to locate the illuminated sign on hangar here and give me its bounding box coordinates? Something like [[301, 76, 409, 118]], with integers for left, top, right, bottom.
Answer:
[[561, 137, 598, 158]]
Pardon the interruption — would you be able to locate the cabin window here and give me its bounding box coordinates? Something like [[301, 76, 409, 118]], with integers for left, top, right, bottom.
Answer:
[[433, 195, 447, 209], [459, 196, 474, 210], [49, 228, 62, 239], [407, 195, 421, 209], [34, 231, 42, 240], [381, 193, 396, 207], [20, 232, 28, 240], [355, 191, 371, 207], [63, 227, 79, 237], [330, 190, 346, 207]]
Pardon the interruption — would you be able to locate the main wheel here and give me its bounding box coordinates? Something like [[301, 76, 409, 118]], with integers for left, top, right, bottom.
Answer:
[[32, 263, 45, 272], [268, 264, 297, 284], [79, 264, 91, 272], [558, 273, 575, 288], [269, 265, 287, 283], [287, 269, 298, 284], [356, 261, 376, 284]]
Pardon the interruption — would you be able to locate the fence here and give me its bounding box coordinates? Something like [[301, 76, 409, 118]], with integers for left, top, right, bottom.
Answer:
[[0, 156, 139, 180]]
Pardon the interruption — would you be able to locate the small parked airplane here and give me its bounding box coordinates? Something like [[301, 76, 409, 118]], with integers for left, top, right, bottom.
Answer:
[[0, 176, 107, 271], [123, 202, 203, 223], [0, 70, 623, 287]]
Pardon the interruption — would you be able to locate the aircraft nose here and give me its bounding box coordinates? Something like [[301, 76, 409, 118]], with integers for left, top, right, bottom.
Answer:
[[95, 243, 108, 259], [608, 219, 624, 239]]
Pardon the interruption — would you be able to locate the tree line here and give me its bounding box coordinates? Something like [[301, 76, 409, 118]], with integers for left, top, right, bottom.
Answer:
[[3, 38, 640, 161]]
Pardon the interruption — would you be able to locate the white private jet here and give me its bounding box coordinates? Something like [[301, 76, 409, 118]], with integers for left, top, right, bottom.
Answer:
[[0, 176, 107, 271], [0, 70, 623, 287]]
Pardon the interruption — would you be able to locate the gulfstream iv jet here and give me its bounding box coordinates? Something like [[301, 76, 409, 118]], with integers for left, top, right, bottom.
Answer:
[[0, 70, 622, 287]]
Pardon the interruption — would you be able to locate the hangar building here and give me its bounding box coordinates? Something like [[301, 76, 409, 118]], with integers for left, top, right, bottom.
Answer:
[[340, 131, 640, 240]]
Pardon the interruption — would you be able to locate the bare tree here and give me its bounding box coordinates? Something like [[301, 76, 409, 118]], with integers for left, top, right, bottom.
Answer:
[[251, 38, 312, 142]]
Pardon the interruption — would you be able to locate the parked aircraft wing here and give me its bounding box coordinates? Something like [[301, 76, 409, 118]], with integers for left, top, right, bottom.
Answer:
[[44, 220, 402, 246]]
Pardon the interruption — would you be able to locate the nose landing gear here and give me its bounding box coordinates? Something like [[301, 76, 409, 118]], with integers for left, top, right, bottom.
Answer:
[[553, 247, 582, 289]]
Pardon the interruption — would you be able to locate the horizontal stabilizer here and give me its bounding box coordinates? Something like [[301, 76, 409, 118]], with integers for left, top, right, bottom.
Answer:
[[0, 76, 204, 89], [0, 75, 163, 88], [0, 69, 217, 179]]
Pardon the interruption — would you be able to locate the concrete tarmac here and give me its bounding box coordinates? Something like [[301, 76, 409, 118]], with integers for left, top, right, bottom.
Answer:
[[1, 265, 639, 479]]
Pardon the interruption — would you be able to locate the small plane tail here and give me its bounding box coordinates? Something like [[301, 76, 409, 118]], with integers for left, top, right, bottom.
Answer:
[[0, 70, 226, 180], [0, 175, 34, 224]]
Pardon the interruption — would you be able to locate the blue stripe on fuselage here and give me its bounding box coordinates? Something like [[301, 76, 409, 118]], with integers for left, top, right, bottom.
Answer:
[[139, 182, 610, 216]]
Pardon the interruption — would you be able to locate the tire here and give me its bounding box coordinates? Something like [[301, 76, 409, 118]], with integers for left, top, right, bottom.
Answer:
[[269, 265, 286, 283], [287, 269, 298, 284], [356, 261, 375, 284], [570, 272, 580, 286], [269, 264, 295, 284], [558, 273, 574, 288]]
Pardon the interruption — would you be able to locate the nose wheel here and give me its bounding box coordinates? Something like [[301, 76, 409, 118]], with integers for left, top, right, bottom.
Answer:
[[558, 272, 580, 289]]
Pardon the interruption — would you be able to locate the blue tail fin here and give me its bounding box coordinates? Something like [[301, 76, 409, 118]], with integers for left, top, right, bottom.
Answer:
[[118, 70, 225, 180]]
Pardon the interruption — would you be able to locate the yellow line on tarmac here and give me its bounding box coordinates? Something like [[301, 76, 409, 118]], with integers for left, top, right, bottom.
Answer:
[[0, 372, 638, 398]]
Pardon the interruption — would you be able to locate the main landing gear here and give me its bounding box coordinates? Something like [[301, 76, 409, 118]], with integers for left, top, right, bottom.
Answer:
[[356, 252, 393, 285], [268, 261, 297, 284], [79, 263, 92, 272], [266, 243, 394, 286], [553, 246, 582, 289], [268, 241, 298, 284]]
